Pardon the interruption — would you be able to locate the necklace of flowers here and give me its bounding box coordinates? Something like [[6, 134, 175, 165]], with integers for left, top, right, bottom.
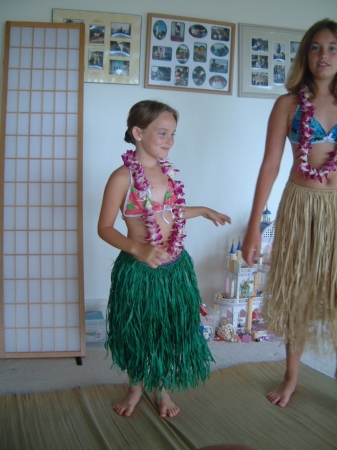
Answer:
[[297, 86, 337, 182], [122, 150, 186, 256]]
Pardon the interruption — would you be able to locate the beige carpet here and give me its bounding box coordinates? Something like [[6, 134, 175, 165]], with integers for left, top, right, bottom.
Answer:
[[1, 361, 336, 450]]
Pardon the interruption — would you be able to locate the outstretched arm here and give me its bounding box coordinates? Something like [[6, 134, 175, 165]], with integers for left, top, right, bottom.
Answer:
[[184, 206, 231, 226], [242, 94, 292, 266]]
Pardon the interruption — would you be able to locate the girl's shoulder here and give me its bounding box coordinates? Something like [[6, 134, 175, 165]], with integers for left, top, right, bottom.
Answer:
[[271, 93, 298, 124], [274, 92, 298, 110], [105, 164, 130, 190]]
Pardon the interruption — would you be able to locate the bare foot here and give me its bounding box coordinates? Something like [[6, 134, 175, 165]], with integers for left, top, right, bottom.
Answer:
[[267, 380, 296, 408], [156, 389, 180, 418], [113, 383, 142, 417]]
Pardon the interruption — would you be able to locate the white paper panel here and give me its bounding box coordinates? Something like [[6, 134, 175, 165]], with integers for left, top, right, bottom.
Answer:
[[33, 28, 45, 47], [68, 49, 79, 70], [55, 328, 67, 351], [53, 207, 66, 230], [16, 304, 28, 327], [45, 28, 57, 48], [15, 231, 27, 254], [55, 70, 67, 90], [67, 327, 80, 350], [54, 136, 66, 158], [7, 91, 18, 112], [5, 136, 17, 158], [54, 280, 66, 303], [67, 279, 79, 302], [30, 329, 42, 351], [17, 280, 28, 303], [4, 207, 15, 229], [28, 280, 41, 303], [17, 136, 29, 157], [3, 256, 15, 279], [8, 69, 19, 90], [5, 329, 16, 352], [19, 91, 30, 112], [42, 329, 55, 351], [54, 304, 66, 327], [20, 48, 32, 68], [28, 207, 40, 229], [32, 48, 44, 69], [8, 47, 20, 68], [17, 329, 29, 352], [10, 27, 21, 47], [16, 255, 28, 278], [31, 69, 43, 90], [41, 279, 54, 302], [69, 29, 80, 49], [16, 207, 28, 229], [4, 280, 15, 304], [57, 29, 68, 48], [29, 305, 41, 327], [16, 159, 28, 182], [29, 231, 40, 254], [19, 69, 31, 90], [21, 28, 33, 48], [41, 136, 53, 158], [4, 160, 15, 182], [56, 49, 68, 69], [66, 207, 77, 229], [28, 256, 40, 280], [43, 92, 54, 112], [3, 231, 15, 254]]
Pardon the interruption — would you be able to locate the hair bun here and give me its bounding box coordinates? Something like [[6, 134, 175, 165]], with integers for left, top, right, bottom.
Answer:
[[124, 130, 132, 143]]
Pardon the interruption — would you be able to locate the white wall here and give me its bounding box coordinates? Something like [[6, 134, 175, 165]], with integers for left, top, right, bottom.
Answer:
[[1, 0, 335, 308]]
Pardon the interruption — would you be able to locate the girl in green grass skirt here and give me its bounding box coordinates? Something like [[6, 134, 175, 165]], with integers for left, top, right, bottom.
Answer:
[[98, 100, 231, 418]]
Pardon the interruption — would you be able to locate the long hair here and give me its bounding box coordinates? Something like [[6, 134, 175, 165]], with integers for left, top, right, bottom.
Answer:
[[286, 18, 337, 97], [124, 100, 179, 145]]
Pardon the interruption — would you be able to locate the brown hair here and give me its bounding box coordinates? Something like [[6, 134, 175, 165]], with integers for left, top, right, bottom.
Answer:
[[124, 100, 179, 145], [286, 18, 337, 97]]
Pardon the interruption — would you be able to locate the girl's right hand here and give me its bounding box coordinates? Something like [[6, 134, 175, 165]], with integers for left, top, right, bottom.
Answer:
[[242, 228, 261, 267], [133, 243, 171, 269]]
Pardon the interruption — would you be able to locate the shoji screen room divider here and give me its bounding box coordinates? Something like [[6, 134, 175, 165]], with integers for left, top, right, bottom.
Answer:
[[0, 22, 85, 358]]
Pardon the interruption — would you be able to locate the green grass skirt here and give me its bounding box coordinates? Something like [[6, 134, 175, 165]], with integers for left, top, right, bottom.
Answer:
[[105, 249, 215, 392]]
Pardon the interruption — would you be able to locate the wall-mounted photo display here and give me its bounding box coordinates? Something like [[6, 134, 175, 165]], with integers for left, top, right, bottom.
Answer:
[[145, 13, 235, 95], [238, 23, 305, 98], [53, 9, 141, 84]]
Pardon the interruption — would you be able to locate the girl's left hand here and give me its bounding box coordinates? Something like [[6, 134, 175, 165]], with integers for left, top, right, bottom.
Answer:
[[203, 208, 231, 226]]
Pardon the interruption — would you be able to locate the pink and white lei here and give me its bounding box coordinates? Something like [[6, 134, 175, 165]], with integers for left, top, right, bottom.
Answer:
[[122, 150, 186, 256], [297, 86, 337, 182]]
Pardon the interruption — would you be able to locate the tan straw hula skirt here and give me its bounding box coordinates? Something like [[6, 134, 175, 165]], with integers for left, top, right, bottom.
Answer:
[[263, 180, 337, 351]]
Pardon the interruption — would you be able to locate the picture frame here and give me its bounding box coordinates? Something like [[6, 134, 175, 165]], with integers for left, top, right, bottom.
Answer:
[[238, 23, 305, 99], [52, 9, 141, 84], [145, 13, 235, 95]]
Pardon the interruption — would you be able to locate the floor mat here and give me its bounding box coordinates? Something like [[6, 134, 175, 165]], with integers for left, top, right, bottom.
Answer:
[[1, 361, 336, 450]]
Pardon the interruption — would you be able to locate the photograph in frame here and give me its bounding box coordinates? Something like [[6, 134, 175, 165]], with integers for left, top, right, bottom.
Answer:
[[238, 23, 305, 99], [52, 9, 141, 84], [145, 13, 235, 95]]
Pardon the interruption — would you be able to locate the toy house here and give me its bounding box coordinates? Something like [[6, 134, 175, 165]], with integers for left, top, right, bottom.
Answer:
[[214, 207, 275, 333]]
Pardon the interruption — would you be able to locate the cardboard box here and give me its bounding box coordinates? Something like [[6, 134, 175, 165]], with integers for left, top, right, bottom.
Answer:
[[85, 311, 106, 343]]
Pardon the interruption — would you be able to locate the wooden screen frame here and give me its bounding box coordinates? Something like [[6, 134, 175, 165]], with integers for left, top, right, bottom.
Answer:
[[0, 21, 85, 358]]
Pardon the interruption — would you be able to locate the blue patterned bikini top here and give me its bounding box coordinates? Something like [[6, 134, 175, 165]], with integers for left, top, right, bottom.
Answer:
[[290, 106, 337, 144]]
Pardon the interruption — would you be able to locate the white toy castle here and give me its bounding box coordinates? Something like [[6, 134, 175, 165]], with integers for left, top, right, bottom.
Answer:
[[214, 206, 275, 332]]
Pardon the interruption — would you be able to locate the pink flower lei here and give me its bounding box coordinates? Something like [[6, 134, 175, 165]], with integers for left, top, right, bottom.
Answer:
[[122, 150, 186, 256], [297, 86, 337, 182]]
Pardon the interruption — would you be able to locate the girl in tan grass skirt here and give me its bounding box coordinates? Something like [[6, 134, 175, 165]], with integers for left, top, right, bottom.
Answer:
[[242, 18, 337, 408]]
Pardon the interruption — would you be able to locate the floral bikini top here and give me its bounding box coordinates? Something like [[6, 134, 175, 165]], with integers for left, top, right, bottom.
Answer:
[[290, 105, 337, 144], [122, 170, 178, 222]]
